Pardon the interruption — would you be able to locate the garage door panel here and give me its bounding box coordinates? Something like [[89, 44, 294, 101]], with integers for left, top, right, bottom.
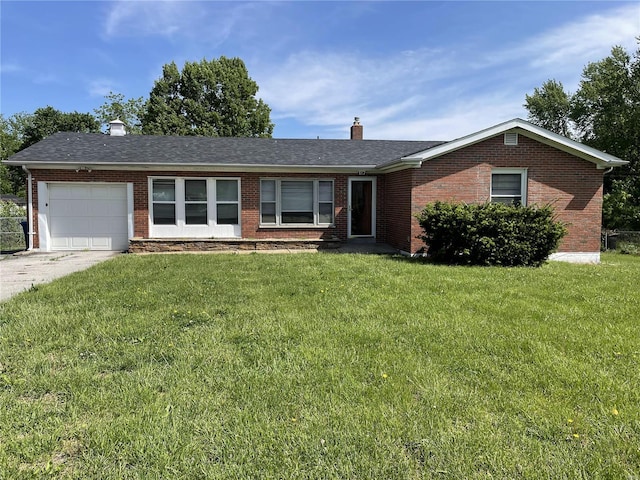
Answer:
[[89, 237, 110, 249], [50, 185, 91, 200], [50, 217, 91, 235], [48, 183, 128, 251], [50, 200, 90, 217], [70, 237, 91, 249], [92, 185, 125, 199], [90, 218, 127, 235], [51, 237, 71, 249], [91, 199, 128, 217]]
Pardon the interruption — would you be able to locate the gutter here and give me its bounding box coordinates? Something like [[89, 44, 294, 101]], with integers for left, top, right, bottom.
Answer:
[[21, 165, 33, 251], [8, 162, 380, 174]]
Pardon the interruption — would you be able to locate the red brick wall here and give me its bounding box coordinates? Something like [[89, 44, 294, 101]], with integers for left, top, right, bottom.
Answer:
[[28, 134, 604, 255], [402, 134, 603, 254], [381, 170, 413, 251], [29, 170, 351, 248]]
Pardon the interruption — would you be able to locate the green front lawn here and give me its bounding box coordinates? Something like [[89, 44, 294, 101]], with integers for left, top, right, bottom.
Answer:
[[1, 253, 639, 478]]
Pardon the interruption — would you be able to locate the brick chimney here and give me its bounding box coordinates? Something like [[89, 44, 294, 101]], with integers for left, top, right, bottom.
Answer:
[[350, 117, 363, 140]]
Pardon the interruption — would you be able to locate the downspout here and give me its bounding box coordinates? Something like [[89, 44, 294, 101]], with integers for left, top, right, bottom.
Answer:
[[21, 165, 33, 251]]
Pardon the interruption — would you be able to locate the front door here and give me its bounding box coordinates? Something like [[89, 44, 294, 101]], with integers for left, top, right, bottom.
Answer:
[[348, 178, 376, 237]]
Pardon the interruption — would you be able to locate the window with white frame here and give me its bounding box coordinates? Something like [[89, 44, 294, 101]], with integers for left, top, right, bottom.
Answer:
[[185, 179, 207, 225], [491, 169, 527, 205], [152, 179, 176, 225], [150, 177, 240, 233], [216, 179, 239, 225], [260, 179, 334, 226]]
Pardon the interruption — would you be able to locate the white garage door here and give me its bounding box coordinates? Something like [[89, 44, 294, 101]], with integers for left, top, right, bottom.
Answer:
[[49, 183, 128, 251]]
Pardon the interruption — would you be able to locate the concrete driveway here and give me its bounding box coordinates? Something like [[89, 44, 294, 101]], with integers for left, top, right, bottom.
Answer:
[[0, 251, 120, 302]]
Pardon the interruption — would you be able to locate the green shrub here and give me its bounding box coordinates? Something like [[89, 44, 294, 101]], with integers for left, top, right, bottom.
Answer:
[[415, 201, 567, 266]]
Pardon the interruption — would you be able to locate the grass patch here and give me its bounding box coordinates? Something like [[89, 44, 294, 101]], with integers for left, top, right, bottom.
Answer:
[[1, 252, 639, 478]]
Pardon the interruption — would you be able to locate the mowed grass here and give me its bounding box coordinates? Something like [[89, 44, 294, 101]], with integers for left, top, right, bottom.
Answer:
[[0, 252, 639, 479]]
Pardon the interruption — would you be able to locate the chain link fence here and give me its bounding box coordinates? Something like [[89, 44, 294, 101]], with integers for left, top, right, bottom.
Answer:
[[0, 216, 28, 253], [602, 231, 640, 255]]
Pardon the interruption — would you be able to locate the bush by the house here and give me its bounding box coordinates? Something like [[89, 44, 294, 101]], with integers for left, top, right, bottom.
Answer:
[[415, 201, 567, 266]]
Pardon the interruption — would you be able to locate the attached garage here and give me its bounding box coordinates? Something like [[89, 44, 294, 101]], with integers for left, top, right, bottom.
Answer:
[[39, 183, 130, 251]]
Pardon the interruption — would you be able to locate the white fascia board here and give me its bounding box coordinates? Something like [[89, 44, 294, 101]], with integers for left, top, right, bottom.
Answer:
[[374, 158, 423, 173], [11, 162, 378, 174], [400, 118, 627, 168]]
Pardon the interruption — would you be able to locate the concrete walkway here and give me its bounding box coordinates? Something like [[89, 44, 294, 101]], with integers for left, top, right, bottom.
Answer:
[[0, 251, 120, 302]]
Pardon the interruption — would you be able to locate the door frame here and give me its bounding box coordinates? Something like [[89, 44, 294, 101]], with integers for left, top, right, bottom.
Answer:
[[347, 177, 376, 238]]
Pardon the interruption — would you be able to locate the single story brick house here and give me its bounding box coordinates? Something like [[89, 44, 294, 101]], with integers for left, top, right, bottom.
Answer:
[[5, 118, 626, 262]]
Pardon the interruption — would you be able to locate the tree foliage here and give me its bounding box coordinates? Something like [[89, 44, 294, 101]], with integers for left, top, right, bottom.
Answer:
[[21, 106, 100, 149], [141, 57, 273, 137], [94, 92, 146, 135], [524, 42, 640, 230], [524, 79, 573, 137], [1, 112, 34, 196], [0, 107, 100, 196]]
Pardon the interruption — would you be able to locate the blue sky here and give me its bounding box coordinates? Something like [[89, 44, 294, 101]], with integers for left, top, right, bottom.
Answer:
[[1, 1, 638, 140]]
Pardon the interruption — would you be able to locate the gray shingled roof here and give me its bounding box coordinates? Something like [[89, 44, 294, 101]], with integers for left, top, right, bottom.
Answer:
[[6, 132, 445, 168]]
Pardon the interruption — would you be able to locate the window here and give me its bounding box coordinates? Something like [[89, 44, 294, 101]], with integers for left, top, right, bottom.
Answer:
[[149, 177, 241, 237], [216, 179, 239, 225], [260, 179, 334, 226], [491, 169, 527, 205], [152, 179, 176, 225], [185, 179, 207, 225]]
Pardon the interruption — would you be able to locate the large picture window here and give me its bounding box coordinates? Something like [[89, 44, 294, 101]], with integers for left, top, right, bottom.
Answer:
[[491, 169, 527, 205], [260, 179, 334, 226], [149, 177, 240, 237]]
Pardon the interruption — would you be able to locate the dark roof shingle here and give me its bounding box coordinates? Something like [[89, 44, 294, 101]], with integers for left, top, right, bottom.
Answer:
[[6, 132, 444, 168]]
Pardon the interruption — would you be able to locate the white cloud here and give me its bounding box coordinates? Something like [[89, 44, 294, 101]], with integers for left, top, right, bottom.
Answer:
[[0, 63, 23, 74], [258, 3, 639, 140], [88, 79, 118, 97], [370, 95, 527, 141], [102, 0, 269, 47], [104, 0, 194, 38], [486, 4, 639, 79], [257, 48, 453, 130], [33, 73, 63, 85]]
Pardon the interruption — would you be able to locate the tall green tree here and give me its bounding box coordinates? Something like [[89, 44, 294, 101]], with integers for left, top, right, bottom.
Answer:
[[94, 91, 146, 135], [21, 106, 100, 149], [0, 107, 100, 196], [524, 80, 573, 138], [524, 43, 640, 230], [1, 112, 34, 196], [141, 57, 273, 137]]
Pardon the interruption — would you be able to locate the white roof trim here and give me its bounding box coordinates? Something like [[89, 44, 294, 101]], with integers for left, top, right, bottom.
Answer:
[[400, 118, 627, 168], [12, 162, 378, 174]]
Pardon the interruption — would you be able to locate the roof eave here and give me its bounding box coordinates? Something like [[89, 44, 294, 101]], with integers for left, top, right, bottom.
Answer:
[[5, 161, 379, 174], [374, 158, 423, 173], [402, 118, 628, 168]]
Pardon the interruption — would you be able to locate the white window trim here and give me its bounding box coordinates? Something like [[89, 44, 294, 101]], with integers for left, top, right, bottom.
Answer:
[[148, 177, 241, 238], [490, 168, 527, 205], [260, 178, 335, 228]]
